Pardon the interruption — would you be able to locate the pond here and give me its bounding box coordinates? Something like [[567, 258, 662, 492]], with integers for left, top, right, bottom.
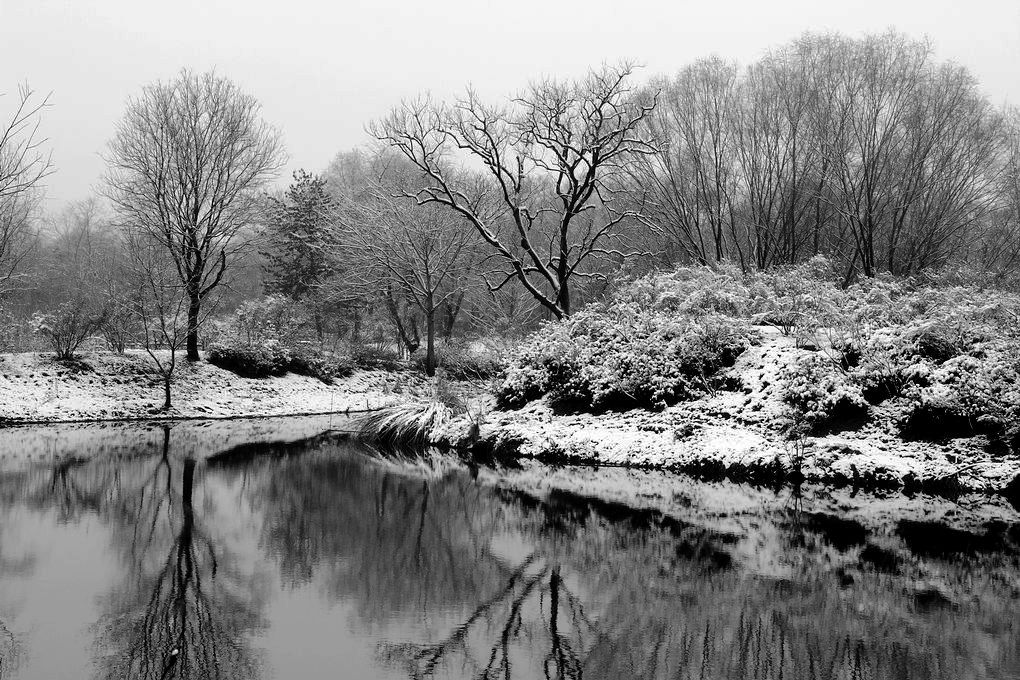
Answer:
[[0, 421, 1018, 679]]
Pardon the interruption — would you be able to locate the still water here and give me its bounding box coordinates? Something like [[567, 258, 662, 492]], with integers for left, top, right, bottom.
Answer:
[[0, 423, 1018, 679]]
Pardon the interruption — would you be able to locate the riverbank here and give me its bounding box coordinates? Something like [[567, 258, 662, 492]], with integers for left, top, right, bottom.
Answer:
[[434, 330, 1020, 498], [0, 351, 430, 424], [4, 343, 1020, 498]]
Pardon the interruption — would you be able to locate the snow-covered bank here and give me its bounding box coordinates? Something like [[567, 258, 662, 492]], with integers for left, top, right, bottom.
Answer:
[[0, 351, 429, 424], [435, 333, 1020, 497]]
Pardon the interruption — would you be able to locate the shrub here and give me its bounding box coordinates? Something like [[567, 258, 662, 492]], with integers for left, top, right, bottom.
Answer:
[[901, 352, 1020, 440], [614, 265, 749, 316], [496, 306, 754, 412], [415, 341, 507, 381], [285, 349, 351, 384], [207, 342, 289, 378], [352, 345, 406, 371], [748, 257, 844, 342], [218, 295, 310, 349], [782, 354, 869, 431], [32, 300, 109, 360], [208, 340, 356, 383]]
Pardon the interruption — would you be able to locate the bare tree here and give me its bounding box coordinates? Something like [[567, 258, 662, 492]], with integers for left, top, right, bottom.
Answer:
[[372, 63, 656, 319], [127, 232, 198, 410], [29, 199, 115, 360], [331, 153, 476, 375], [104, 70, 285, 361], [633, 58, 741, 267], [0, 191, 38, 297], [0, 84, 51, 296]]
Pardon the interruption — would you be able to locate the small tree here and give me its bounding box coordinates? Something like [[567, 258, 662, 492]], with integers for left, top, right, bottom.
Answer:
[[32, 300, 109, 360], [128, 234, 194, 410], [30, 199, 115, 359], [330, 152, 478, 376]]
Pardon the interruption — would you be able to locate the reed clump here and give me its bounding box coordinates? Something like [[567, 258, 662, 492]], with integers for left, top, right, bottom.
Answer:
[[355, 400, 454, 449]]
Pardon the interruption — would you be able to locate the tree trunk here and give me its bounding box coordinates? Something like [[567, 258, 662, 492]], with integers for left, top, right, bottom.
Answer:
[[186, 291, 201, 361], [163, 374, 172, 410], [442, 293, 464, 340], [313, 310, 324, 343], [424, 303, 437, 377], [556, 277, 571, 317]]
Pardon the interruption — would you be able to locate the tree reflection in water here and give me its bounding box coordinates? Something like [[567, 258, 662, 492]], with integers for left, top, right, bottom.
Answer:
[[247, 445, 1020, 680], [17, 426, 265, 679], [247, 449, 602, 679], [0, 432, 1017, 679]]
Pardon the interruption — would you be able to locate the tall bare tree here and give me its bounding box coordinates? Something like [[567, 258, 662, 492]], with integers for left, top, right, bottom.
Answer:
[[634, 58, 741, 267], [103, 70, 285, 360], [372, 64, 656, 319], [0, 84, 51, 296]]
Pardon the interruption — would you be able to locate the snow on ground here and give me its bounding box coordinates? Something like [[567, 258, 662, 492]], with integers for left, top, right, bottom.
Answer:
[[461, 333, 1020, 494], [0, 351, 430, 424]]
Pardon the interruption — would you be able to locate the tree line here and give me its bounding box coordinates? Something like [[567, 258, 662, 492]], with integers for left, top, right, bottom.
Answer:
[[1, 30, 1018, 387]]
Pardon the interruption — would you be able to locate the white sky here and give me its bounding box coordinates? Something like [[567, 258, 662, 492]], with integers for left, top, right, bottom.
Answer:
[[2, 0, 1019, 207]]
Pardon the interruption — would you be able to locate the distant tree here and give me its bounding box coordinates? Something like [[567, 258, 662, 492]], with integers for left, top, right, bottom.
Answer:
[[0, 83, 51, 296], [633, 58, 741, 267], [331, 154, 476, 375], [103, 70, 285, 361], [372, 63, 657, 319], [262, 169, 335, 339], [30, 199, 115, 359]]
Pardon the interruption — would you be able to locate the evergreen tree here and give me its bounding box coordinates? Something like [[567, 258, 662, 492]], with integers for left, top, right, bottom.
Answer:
[[262, 169, 334, 301]]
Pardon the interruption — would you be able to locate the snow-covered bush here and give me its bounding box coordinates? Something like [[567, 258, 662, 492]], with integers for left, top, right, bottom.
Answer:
[[415, 341, 506, 381], [218, 295, 310, 349], [748, 257, 844, 342], [781, 353, 869, 431], [206, 341, 351, 382], [207, 342, 290, 378], [207, 295, 355, 381], [496, 305, 753, 412], [901, 350, 1020, 440], [613, 265, 749, 317], [32, 299, 109, 360]]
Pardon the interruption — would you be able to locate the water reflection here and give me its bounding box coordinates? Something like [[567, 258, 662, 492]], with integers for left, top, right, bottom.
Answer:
[[0, 429, 1017, 679]]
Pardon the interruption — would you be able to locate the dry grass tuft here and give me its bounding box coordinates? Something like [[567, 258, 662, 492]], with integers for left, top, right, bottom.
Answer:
[[355, 400, 453, 449]]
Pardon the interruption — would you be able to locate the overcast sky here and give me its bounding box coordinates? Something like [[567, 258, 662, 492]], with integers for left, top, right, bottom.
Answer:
[[2, 0, 1018, 208]]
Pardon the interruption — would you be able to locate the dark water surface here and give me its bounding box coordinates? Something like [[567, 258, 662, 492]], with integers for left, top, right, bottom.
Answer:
[[0, 425, 1019, 679]]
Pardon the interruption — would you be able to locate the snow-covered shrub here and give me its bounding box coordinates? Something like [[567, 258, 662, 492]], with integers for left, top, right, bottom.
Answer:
[[748, 257, 844, 342], [207, 342, 290, 378], [32, 299, 110, 360], [220, 295, 309, 349], [496, 306, 754, 412], [613, 265, 749, 317], [352, 345, 405, 371], [416, 341, 506, 381], [901, 350, 1020, 440], [782, 353, 868, 431], [208, 340, 352, 382]]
